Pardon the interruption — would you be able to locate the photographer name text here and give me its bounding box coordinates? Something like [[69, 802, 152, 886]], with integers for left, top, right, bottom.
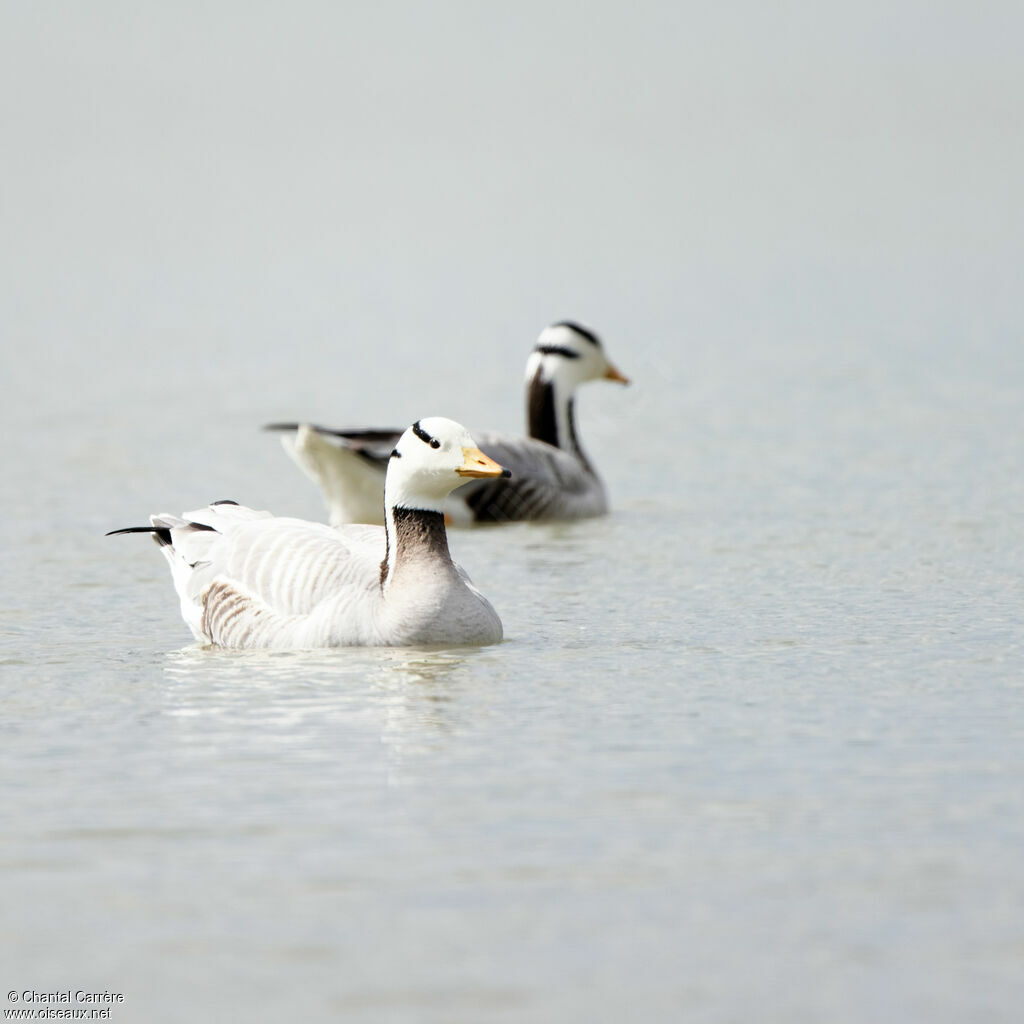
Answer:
[[7, 994, 123, 1006]]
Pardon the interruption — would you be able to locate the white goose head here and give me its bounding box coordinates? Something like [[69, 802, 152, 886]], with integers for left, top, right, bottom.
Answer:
[[524, 321, 629, 455], [524, 321, 629, 392], [385, 417, 509, 513]]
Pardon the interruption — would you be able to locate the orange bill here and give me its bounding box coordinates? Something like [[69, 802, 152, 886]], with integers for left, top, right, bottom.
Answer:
[[457, 448, 511, 479]]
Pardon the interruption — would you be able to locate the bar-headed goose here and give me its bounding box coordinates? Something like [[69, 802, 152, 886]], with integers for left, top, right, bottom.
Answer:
[[107, 419, 509, 649], [266, 321, 629, 526]]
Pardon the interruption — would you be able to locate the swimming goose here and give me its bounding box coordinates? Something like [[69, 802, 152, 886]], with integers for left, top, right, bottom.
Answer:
[[107, 418, 508, 649], [266, 321, 628, 526]]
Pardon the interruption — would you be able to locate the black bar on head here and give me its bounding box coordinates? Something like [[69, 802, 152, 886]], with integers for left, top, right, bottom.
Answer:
[[534, 344, 581, 359], [552, 320, 600, 346], [411, 420, 434, 445]]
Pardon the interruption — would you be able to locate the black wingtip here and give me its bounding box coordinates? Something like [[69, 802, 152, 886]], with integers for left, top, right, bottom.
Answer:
[[106, 525, 173, 546], [264, 423, 403, 444]]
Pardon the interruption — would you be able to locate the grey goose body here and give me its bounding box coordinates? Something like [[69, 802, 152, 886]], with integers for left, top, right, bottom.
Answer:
[[267, 321, 629, 526]]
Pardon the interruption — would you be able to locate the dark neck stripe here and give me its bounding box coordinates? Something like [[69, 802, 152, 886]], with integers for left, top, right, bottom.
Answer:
[[526, 373, 593, 471], [551, 321, 600, 346], [526, 371, 560, 447], [534, 344, 581, 360], [567, 396, 594, 474], [380, 507, 450, 587]]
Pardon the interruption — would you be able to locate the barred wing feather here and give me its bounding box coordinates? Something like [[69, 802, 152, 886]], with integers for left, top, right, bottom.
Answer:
[[453, 432, 607, 523]]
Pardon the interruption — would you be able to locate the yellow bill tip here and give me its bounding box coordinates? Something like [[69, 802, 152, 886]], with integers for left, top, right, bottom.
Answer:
[[457, 447, 510, 479]]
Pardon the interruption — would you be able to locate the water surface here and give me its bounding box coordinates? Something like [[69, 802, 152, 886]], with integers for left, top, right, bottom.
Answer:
[[3, 3, 1023, 1021]]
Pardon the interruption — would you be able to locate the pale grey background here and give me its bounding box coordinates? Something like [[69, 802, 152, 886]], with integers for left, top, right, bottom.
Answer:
[[2, 4, 1022, 1022]]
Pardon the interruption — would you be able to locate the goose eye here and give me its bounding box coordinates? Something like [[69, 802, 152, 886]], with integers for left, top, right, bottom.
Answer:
[[429, 438, 441, 449]]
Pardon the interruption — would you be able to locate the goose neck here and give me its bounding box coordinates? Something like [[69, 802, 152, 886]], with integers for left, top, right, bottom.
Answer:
[[526, 370, 593, 471], [527, 369, 569, 448], [380, 505, 453, 591]]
